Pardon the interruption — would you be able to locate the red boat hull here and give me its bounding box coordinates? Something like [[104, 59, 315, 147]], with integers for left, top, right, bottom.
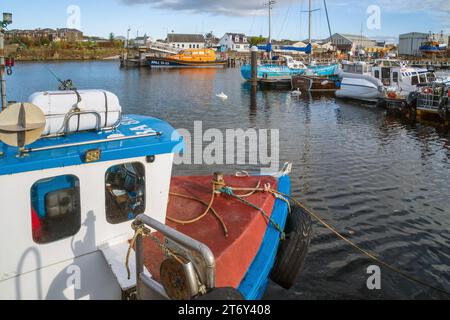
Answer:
[[141, 175, 278, 288]]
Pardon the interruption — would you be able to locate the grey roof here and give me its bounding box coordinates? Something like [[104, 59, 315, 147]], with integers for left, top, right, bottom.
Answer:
[[399, 32, 429, 38], [339, 33, 373, 42], [167, 33, 205, 43]]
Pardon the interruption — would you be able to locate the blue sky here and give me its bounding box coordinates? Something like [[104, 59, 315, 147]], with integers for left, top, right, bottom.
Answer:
[[2, 0, 449, 42]]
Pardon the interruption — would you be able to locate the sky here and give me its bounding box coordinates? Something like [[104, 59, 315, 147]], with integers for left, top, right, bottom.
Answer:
[[1, 0, 449, 42]]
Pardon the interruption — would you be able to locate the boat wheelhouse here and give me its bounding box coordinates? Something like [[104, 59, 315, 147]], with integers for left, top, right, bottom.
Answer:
[[371, 59, 436, 93], [0, 89, 311, 300]]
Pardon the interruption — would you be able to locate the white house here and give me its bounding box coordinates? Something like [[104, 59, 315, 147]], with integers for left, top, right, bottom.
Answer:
[[166, 33, 205, 50], [219, 33, 250, 52]]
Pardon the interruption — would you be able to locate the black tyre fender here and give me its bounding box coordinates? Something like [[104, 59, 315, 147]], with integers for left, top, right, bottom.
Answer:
[[196, 287, 244, 300], [270, 203, 313, 290]]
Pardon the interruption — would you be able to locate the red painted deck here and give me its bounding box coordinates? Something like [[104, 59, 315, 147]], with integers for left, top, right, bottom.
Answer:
[[142, 175, 278, 288]]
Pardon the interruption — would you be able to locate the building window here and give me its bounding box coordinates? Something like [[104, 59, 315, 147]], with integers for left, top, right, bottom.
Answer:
[[197, 44, 200, 48], [235, 36, 239, 43], [189, 44, 192, 48], [243, 37, 247, 43], [236, 45, 240, 49], [31, 175, 81, 244], [182, 44, 185, 48], [105, 162, 146, 224]]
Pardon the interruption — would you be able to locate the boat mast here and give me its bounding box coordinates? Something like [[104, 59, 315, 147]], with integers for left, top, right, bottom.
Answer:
[[323, 0, 333, 49], [301, 0, 319, 63], [267, 0, 275, 59], [308, 0, 312, 45]]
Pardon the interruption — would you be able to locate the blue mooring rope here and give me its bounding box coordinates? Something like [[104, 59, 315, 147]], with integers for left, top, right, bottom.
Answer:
[[219, 186, 286, 240]]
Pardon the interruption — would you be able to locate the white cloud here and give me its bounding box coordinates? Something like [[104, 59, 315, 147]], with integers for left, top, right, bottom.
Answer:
[[120, 0, 450, 26], [121, 0, 295, 16]]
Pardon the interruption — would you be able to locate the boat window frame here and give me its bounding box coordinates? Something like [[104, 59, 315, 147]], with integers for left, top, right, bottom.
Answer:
[[374, 70, 380, 79], [393, 71, 399, 83], [419, 72, 427, 84], [30, 174, 82, 245], [411, 73, 419, 85], [105, 161, 147, 225]]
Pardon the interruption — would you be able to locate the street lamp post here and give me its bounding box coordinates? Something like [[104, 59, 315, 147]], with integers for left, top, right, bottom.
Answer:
[[1, 12, 13, 111]]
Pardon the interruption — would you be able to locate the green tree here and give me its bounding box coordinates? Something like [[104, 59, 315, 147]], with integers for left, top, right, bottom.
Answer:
[[249, 36, 267, 46]]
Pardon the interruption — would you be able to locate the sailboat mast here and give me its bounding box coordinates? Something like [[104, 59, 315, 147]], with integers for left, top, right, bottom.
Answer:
[[308, 0, 312, 44], [267, 0, 275, 59], [323, 0, 332, 43]]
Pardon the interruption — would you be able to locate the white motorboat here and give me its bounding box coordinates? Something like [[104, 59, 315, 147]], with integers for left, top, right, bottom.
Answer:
[[336, 61, 383, 102], [336, 60, 437, 102]]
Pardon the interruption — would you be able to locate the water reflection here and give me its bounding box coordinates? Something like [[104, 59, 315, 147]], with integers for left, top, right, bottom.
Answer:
[[7, 62, 450, 299]]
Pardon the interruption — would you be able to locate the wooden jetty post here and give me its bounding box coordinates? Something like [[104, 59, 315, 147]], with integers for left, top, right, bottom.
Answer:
[[0, 12, 13, 111], [251, 46, 258, 87]]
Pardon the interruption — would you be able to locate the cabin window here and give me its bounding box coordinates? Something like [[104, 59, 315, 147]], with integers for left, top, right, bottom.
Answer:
[[374, 70, 380, 79], [411, 75, 419, 85], [419, 73, 427, 83], [30, 175, 81, 244], [427, 73, 436, 82], [393, 72, 399, 83], [105, 162, 146, 224], [355, 65, 363, 74]]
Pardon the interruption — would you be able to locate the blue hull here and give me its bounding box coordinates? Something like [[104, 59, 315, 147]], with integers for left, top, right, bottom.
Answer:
[[419, 45, 446, 54], [147, 57, 226, 68], [238, 175, 291, 300], [241, 63, 340, 81]]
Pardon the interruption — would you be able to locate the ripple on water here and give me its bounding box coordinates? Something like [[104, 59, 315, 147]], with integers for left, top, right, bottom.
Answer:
[[8, 63, 450, 299]]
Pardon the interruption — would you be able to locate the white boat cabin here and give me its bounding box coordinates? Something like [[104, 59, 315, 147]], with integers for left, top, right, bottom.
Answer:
[[0, 90, 183, 300], [341, 59, 437, 93], [371, 60, 436, 92]]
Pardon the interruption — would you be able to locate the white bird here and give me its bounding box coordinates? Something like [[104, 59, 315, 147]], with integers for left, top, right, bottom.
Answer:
[[291, 89, 302, 97], [217, 92, 228, 100]]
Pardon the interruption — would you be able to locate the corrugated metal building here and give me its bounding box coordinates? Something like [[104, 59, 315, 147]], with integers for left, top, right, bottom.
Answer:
[[324, 33, 377, 52], [399, 32, 428, 56]]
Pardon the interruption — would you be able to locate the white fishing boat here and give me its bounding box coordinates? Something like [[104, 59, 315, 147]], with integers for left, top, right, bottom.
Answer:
[[0, 85, 312, 300], [336, 60, 437, 102]]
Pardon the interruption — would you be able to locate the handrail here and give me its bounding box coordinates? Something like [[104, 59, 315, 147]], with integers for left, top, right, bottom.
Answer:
[[23, 130, 162, 154], [133, 214, 216, 290]]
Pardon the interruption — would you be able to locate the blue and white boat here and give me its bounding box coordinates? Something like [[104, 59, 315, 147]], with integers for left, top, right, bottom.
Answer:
[[241, 55, 340, 82], [0, 86, 312, 300]]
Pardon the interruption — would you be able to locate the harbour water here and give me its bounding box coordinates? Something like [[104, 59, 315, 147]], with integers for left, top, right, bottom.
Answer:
[[8, 61, 450, 299]]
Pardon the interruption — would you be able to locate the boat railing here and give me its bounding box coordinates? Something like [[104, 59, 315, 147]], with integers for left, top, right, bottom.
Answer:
[[133, 214, 216, 300], [41, 109, 123, 139], [417, 84, 450, 112]]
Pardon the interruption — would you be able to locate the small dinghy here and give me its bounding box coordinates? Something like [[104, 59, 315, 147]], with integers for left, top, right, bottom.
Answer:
[[0, 85, 311, 300]]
